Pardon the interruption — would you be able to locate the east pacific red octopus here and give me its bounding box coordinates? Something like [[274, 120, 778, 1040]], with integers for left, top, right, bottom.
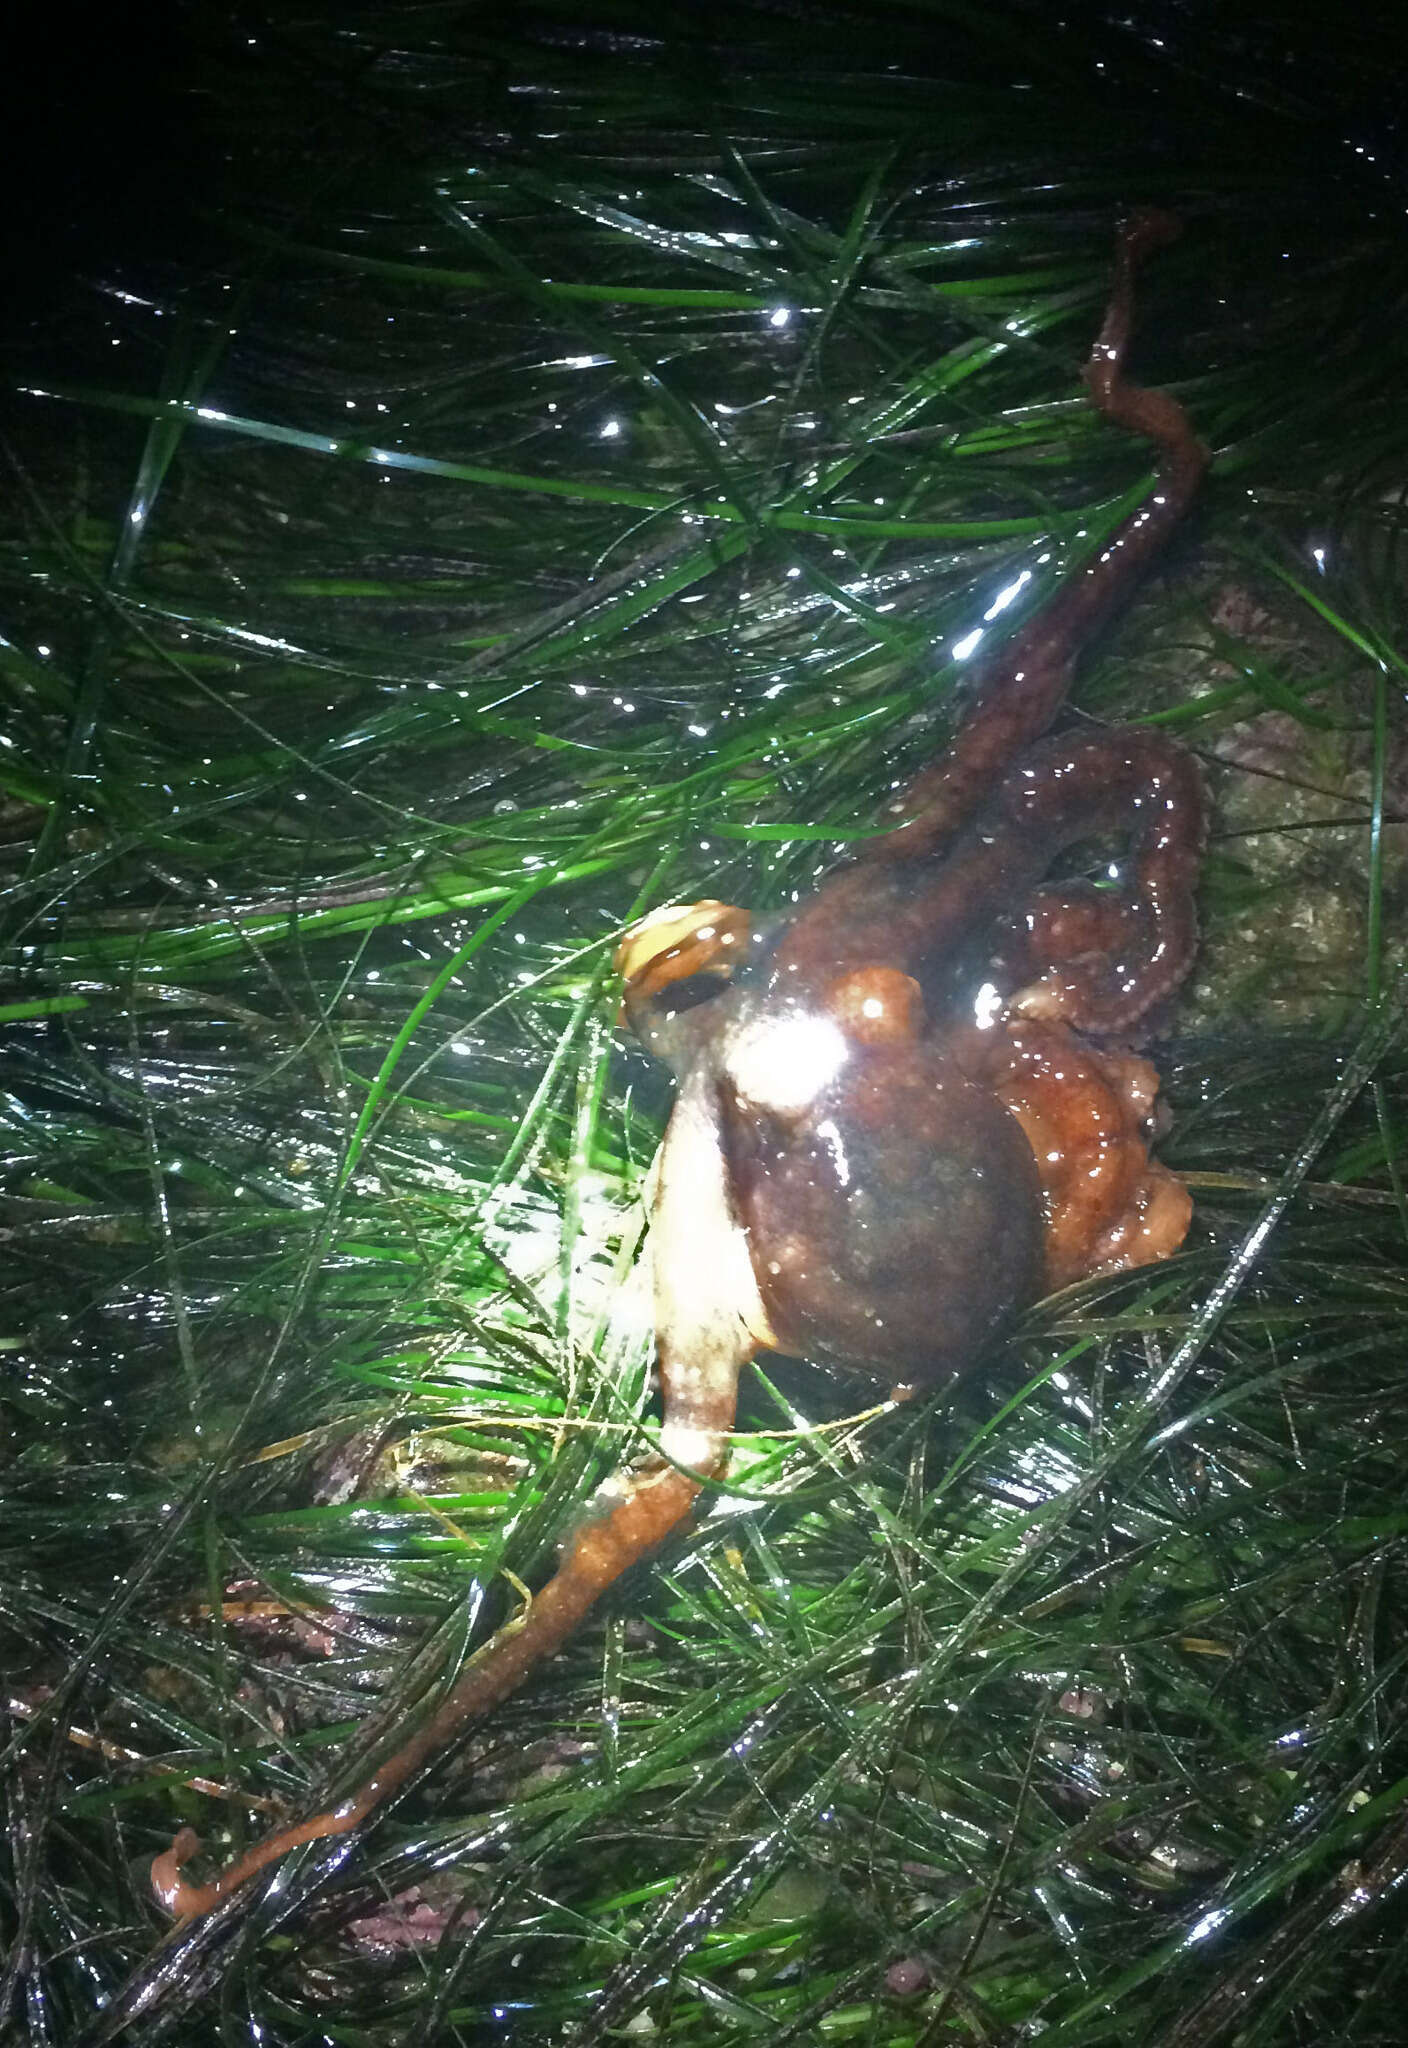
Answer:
[[153, 211, 1207, 1921]]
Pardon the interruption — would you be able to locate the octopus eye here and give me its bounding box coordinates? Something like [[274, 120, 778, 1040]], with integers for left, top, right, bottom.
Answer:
[[615, 899, 751, 1005], [647, 968, 734, 1015]]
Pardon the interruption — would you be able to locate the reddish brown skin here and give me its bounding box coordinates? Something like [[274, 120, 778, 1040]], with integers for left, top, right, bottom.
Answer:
[[152, 214, 1207, 1924]]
